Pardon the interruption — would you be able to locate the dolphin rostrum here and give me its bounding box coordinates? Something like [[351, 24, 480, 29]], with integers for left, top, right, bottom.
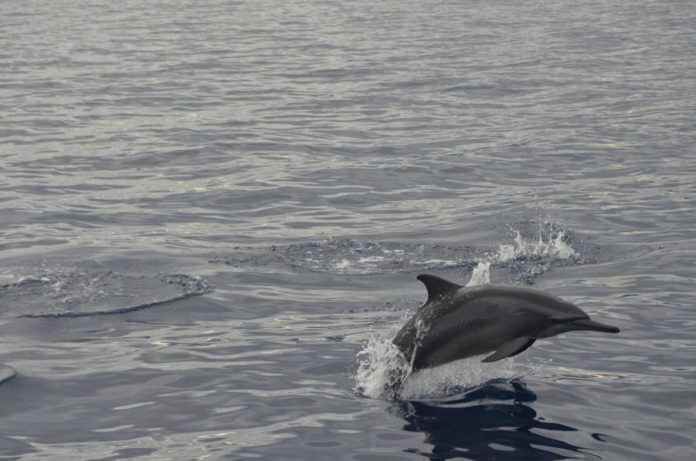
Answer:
[[393, 274, 620, 372]]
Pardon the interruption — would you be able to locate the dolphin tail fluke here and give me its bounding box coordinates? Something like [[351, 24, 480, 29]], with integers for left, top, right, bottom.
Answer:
[[571, 318, 620, 334]]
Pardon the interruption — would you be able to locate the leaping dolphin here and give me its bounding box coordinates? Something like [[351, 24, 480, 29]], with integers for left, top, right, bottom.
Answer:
[[393, 274, 620, 372]]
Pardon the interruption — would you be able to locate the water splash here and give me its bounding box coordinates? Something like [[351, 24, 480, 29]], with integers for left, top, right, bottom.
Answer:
[[354, 330, 411, 399], [399, 358, 523, 400], [466, 261, 491, 286], [497, 230, 576, 263], [466, 226, 579, 286], [354, 328, 532, 400], [354, 310, 534, 400]]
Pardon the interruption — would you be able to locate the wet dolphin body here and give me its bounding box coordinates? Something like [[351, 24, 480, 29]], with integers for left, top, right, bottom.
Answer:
[[393, 274, 620, 372]]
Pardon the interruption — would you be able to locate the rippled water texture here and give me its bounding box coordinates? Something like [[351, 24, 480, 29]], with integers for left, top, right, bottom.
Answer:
[[1, 0, 695, 460]]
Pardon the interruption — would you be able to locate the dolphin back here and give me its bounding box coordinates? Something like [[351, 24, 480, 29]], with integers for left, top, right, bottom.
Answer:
[[416, 274, 462, 304]]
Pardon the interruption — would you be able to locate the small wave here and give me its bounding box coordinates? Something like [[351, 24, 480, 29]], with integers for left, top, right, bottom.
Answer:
[[0, 267, 212, 318], [354, 329, 532, 400], [0, 365, 16, 386], [211, 239, 478, 275]]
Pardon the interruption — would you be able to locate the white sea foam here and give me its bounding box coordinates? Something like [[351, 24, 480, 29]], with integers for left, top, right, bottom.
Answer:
[[465, 228, 576, 287], [399, 357, 521, 400], [497, 230, 576, 263], [354, 328, 410, 399], [334, 259, 352, 270], [354, 329, 531, 400], [466, 261, 491, 286]]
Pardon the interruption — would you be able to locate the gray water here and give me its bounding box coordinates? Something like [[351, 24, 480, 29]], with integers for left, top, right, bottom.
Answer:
[[1, 0, 695, 459]]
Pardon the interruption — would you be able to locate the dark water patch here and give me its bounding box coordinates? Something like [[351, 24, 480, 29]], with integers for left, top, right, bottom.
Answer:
[[0, 264, 212, 318], [398, 379, 595, 461]]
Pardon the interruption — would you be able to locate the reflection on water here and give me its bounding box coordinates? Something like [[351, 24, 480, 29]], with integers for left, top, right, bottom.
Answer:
[[397, 379, 596, 461]]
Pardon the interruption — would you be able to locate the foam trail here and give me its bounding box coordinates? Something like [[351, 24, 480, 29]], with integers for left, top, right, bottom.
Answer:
[[355, 329, 532, 400], [399, 357, 520, 400]]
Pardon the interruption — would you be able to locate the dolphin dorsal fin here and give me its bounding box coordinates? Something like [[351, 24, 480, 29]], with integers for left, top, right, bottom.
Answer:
[[417, 274, 462, 304]]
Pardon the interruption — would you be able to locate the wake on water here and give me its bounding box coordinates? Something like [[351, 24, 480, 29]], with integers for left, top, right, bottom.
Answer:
[[354, 228, 577, 400]]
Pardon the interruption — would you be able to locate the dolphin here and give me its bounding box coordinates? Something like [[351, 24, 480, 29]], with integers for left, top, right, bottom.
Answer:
[[393, 274, 620, 372]]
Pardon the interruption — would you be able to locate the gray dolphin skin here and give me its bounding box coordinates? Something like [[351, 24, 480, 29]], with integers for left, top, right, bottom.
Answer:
[[393, 274, 620, 372]]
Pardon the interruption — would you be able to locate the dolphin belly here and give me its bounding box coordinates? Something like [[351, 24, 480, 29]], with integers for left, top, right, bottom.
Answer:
[[412, 324, 500, 370], [409, 309, 537, 370]]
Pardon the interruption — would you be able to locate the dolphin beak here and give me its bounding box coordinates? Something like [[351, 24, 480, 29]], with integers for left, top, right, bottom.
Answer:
[[571, 318, 620, 334]]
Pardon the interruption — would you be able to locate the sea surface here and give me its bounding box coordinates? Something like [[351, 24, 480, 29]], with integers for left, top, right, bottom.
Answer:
[[1, 1, 695, 460]]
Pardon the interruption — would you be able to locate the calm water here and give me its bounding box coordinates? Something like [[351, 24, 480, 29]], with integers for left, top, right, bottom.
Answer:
[[1, 0, 695, 459]]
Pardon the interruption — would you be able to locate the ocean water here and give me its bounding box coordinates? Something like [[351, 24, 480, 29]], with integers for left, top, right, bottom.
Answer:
[[1, 0, 695, 460]]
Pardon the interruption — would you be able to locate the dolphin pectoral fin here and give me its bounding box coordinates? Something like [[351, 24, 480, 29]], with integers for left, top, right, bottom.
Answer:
[[482, 336, 535, 363]]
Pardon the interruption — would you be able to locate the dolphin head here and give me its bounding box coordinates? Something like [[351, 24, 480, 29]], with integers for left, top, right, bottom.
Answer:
[[538, 317, 621, 338]]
